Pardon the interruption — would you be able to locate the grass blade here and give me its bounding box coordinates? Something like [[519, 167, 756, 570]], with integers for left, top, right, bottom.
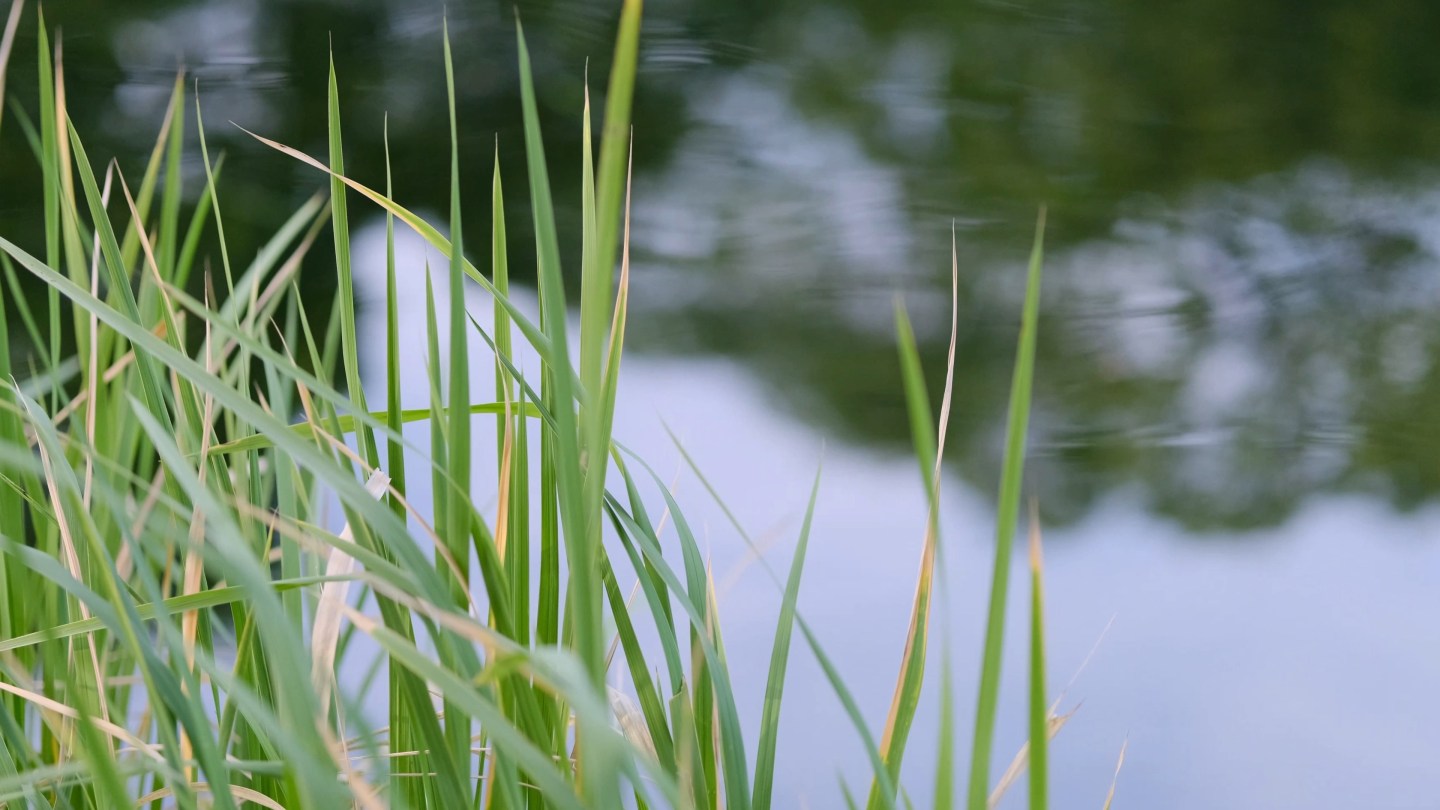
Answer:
[[1027, 506, 1048, 810], [966, 209, 1047, 810], [934, 658, 956, 810], [0, 0, 23, 136], [439, 20, 475, 785], [867, 226, 963, 808], [1102, 740, 1127, 810], [326, 50, 378, 472], [751, 466, 823, 810], [515, 10, 598, 679], [383, 116, 407, 518]]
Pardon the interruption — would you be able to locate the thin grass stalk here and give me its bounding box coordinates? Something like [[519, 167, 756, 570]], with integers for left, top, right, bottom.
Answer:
[[155, 72, 186, 283], [0, 0, 22, 137], [580, 0, 642, 657], [1027, 507, 1048, 810], [965, 210, 1047, 810], [514, 13, 599, 680], [593, 0, 643, 300], [749, 467, 823, 810], [325, 52, 379, 471], [1102, 740, 1127, 810], [438, 21, 475, 788], [379, 113, 423, 810], [35, 13, 60, 406], [0, 0, 23, 675]]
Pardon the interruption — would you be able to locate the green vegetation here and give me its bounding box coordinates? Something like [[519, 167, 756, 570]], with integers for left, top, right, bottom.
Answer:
[[0, 1, 1070, 806]]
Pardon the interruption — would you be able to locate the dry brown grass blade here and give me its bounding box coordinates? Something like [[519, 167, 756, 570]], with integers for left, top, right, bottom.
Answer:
[[986, 708, 1075, 809], [80, 161, 114, 511], [0, 0, 23, 133], [22, 393, 113, 737], [134, 783, 288, 810], [317, 722, 387, 810], [244, 204, 325, 324], [277, 373, 477, 622], [870, 225, 962, 803], [177, 272, 218, 777], [117, 167, 182, 324], [311, 469, 391, 711], [603, 581, 641, 675], [988, 505, 1067, 808], [0, 677, 158, 761], [1102, 738, 1128, 810], [603, 133, 633, 381], [494, 410, 515, 563], [608, 687, 657, 763], [50, 318, 170, 429]]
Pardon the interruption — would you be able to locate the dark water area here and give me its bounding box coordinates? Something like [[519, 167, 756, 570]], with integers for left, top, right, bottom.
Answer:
[[7, 0, 1440, 533], [6, 2, 1440, 808]]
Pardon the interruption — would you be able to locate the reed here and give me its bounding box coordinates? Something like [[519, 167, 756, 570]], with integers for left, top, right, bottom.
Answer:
[[0, 1, 1062, 806]]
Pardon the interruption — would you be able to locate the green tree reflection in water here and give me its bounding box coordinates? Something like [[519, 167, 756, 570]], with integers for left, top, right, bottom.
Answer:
[[5, 0, 1440, 529]]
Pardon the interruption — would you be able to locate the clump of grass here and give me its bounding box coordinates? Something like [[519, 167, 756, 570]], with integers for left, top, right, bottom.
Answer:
[[0, 1, 1071, 807]]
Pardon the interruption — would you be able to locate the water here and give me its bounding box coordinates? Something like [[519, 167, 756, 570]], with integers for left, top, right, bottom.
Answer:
[[7, 0, 1440, 806]]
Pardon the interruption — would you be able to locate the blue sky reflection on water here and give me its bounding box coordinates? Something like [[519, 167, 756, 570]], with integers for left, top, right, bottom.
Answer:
[[349, 220, 1440, 809]]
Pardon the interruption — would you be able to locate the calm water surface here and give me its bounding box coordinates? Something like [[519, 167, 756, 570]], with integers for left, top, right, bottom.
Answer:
[[357, 222, 1440, 808], [6, 0, 1440, 806]]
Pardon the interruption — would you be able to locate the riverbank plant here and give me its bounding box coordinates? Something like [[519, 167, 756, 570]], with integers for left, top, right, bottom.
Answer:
[[0, 0, 1064, 807]]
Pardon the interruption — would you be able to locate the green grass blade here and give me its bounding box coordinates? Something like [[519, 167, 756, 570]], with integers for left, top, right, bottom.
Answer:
[[656, 436, 899, 810], [595, 0, 642, 286], [490, 144, 532, 655], [610, 456, 757, 810], [173, 153, 221, 291], [353, 618, 592, 810], [242, 126, 564, 376], [13, 389, 221, 808], [129, 399, 343, 807], [34, 11, 61, 403], [326, 50, 378, 471], [1, 254, 52, 369], [0, 237, 470, 645], [598, 552, 676, 767], [603, 486, 684, 694], [864, 304, 938, 809], [585, 135, 636, 629], [65, 118, 177, 434], [193, 86, 236, 298], [437, 23, 475, 785], [118, 72, 180, 276], [580, 79, 602, 416], [0, 576, 342, 654], [933, 658, 956, 810], [515, 11, 599, 680], [579, 0, 640, 509], [205, 402, 537, 456], [869, 223, 965, 808], [155, 72, 186, 282], [751, 465, 823, 810], [383, 115, 408, 522], [792, 608, 898, 810], [965, 209, 1046, 810]]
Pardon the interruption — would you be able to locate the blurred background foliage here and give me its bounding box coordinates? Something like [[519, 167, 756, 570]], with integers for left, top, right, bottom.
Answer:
[[5, 0, 1440, 530]]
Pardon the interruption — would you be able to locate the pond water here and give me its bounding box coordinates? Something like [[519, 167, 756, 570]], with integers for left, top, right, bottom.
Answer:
[[6, 0, 1440, 806], [357, 221, 1440, 808]]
